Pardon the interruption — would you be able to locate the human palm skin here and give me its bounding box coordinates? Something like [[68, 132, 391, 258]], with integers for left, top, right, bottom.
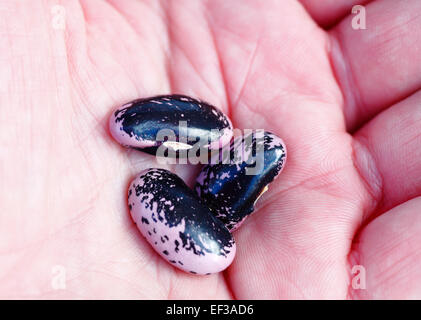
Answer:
[[1, 0, 421, 299]]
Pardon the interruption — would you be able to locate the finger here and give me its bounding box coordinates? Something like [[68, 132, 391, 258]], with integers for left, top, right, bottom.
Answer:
[[299, 0, 372, 28], [79, 0, 170, 102], [330, 0, 421, 130], [350, 197, 421, 299], [353, 90, 421, 220], [165, 0, 231, 115]]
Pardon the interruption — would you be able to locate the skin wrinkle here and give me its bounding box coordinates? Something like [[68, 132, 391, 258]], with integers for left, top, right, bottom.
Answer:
[[0, 192, 98, 257], [164, 4, 228, 114], [352, 198, 421, 299], [328, 30, 365, 132], [377, 251, 421, 293], [254, 157, 357, 208], [346, 137, 384, 298], [345, 136, 383, 297], [245, 196, 353, 298], [222, 267, 235, 299], [84, 0, 168, 99], [65, 14, 115, 126], [103, 0, 168, 96], [232, 36, 261, 110], [239, 215, 344, 299], [204, 8, 232, 119], [170, 39, 220, 101], [163, 2, 176, 96], [215, 274, 232, 300], [319, 5, 389, 299], [402, 131, 421, 149], [64, 3, 92, 120], [355, 91, 421, 212], [351, 137, 384, 218], [0, 249, 40, 297], [166, 272, 176, 300], [45, 3, 72, 239], [88, 268, 147, 294]]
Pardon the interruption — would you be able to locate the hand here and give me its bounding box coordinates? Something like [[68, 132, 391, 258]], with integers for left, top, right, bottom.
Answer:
[[1, 0, 421, 299]]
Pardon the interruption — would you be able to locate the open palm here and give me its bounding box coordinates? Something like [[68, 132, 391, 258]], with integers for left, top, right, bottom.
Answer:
[[2, 0, 421, 299]]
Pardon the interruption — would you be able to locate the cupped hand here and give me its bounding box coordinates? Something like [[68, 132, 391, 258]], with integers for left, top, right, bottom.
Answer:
[[1, 0, 421, 299]]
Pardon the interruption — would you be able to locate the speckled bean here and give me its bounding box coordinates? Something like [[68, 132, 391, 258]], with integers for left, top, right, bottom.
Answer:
[[128, 168, 236, 275], [109, 95, 233, 157], [195, 131, 287, 231]]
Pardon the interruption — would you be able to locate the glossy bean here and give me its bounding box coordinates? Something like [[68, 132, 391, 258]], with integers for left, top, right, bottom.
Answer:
[[109, 95, 233, 157], [195, 131, 287, 231], [128, 168, 236, 274]]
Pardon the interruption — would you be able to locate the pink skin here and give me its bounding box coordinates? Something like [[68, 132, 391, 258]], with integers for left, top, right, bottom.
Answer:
[[128, 170, 236, 275], [3, 0, 421, 299]]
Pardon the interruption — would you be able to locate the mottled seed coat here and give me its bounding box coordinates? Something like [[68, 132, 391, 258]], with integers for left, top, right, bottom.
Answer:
[[128, 168, 236, 275], [195, 131, 287, 231], [109, 95, 233, 157]]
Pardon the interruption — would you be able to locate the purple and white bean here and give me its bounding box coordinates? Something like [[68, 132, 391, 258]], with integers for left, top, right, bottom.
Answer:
[[128, 168, 236, 275], [109, 95, 233, 157], [195, 131, 287, 232]]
